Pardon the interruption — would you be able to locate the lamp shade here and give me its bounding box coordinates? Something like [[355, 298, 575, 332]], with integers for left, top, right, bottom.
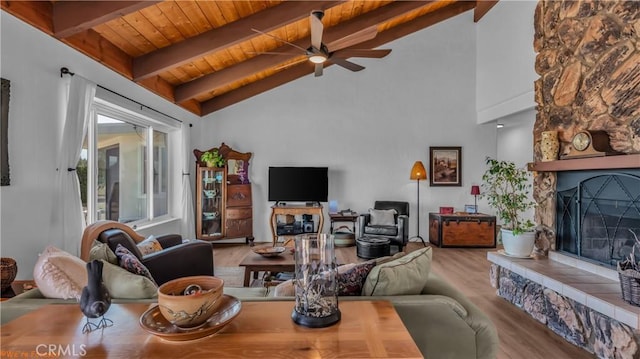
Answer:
[[470, 185, 481, 195], [410, 161, 427, 180]]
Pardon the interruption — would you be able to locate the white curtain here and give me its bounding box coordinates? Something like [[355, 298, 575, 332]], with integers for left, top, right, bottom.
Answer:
[[180, 123, 196, 239], [53, 76, 96, 255]]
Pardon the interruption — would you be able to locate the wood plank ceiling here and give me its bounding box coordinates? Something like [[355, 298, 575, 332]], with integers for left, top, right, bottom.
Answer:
[[1, 1, 497, 117]]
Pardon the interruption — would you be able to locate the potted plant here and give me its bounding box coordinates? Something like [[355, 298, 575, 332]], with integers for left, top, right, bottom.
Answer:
[[200, 150, 224, 168], [481, 157, 536, 257]]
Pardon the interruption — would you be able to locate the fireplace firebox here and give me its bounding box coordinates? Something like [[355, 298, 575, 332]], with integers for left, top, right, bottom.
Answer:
[[556, 169, 640, 268]]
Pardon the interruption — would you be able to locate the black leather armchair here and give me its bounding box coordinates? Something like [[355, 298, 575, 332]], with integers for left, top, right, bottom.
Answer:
[[81, 220, 214, 286], [358, 201, 409, 251]]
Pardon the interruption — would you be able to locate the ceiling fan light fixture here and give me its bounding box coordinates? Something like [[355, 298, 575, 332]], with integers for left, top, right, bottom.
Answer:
[[309, 54, 327, 64]]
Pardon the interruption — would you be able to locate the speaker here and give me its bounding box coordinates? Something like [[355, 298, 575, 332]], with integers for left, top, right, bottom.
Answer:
[[303, 221, 314, 233], [302, 214, 313, 222]]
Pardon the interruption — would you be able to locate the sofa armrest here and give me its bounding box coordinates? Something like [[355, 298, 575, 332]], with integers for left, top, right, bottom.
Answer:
[[155, 234, 182, 248], [358, 214, 370, 235], [422, 272, 499, 359], [142, 240, 214, 285]]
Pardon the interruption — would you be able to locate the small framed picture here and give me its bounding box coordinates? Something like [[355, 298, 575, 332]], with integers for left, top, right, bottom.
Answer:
[[439, 206, 454, 214], [430, 146, 462, 187], [464, 204, 477, 214]]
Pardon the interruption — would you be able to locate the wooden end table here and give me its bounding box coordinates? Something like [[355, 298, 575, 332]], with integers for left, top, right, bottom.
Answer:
[[1, 301, 423, 358]]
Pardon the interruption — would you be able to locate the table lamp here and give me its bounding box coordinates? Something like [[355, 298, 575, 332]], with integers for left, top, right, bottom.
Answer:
[[410, 161, 427, 247], [470, 185, 481, 213]]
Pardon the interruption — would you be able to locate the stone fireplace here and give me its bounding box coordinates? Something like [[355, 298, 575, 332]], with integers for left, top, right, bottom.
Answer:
[[488, 1, 640, 357]]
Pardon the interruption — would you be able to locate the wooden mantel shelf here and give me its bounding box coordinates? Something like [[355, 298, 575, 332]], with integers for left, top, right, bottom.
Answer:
[[528, 154, 640, 172]]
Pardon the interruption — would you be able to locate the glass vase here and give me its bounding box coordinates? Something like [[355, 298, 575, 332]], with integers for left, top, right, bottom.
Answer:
[[291, 233, 341, 328]]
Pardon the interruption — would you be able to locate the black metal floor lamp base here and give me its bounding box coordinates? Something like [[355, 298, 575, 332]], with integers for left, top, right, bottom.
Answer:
[[410, 235, 427, 247]]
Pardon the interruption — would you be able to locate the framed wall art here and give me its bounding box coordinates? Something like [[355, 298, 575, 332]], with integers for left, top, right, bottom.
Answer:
[[429, 146, 461, 187]]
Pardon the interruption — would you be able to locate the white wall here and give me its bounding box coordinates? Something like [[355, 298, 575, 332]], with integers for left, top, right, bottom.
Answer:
[[0, 13, 199, 279], [192, 11, 497, 244], [476, 0, 537, 124]]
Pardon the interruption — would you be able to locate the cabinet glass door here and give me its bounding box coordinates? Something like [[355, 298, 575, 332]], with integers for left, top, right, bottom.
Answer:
[[200, 168, 224, 238]]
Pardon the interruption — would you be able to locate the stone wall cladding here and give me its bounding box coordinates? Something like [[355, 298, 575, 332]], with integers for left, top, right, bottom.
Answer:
[[490, 264, 639, 358], [533, 0, 640, 253]]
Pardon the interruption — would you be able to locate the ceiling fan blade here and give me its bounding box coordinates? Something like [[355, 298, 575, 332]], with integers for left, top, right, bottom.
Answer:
[[246, 51, 299, 56], [310, 10, 324, 50], [314, 63, 323, 77], [251, 28, 308, 53], [332, 49, 391, 59], [329, 57, 365, 72], [326, 26, 378, 52]]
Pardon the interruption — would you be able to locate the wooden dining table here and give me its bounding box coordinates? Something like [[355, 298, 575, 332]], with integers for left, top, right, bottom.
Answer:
[[1, 300, 423, 358]]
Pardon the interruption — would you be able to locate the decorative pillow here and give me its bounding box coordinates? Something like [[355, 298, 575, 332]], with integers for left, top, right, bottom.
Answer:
[[99, 260, 157, 299], [115, 244, 157, 285], [89, 240, 118, 265], [369, 208, 397, 226], [136, 235, 163, 256], [33, 246, 87, 300], [337, 261, 376, 296], [362, 247, 432, 296], [273, 279, 295, 297]]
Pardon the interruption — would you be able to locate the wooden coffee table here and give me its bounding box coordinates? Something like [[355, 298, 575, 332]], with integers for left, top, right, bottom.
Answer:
[[238, 251, 295, 287], [1, 301, 423, 358]]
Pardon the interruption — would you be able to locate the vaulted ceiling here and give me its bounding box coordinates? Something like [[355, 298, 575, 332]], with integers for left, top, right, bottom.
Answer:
[[1, 1, 497, 117]]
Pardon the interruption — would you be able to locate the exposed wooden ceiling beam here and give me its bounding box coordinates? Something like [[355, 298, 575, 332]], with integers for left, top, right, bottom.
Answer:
[[175, 0, 431, 103], [199, 1, 476, 116], [201, 62, 316, 115], [1, 1, 54, 33], [474, 0, 499, 22], [132, 1, 344, 81], [53, 1, 160, 38]]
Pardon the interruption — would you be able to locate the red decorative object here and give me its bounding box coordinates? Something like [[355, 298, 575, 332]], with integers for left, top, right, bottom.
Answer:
[[439, 207, 454, 214]]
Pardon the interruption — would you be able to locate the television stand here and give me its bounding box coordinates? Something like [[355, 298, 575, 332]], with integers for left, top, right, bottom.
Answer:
[[270, 204, 324, 246]]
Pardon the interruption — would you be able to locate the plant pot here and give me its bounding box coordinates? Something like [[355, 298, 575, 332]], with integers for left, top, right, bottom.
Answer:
[[205, 161, 215, 168], [501, 229, 535, 257]]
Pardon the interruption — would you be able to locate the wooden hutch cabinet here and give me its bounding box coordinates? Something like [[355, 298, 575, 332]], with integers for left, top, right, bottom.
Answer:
[[194, 144, 253, 243]]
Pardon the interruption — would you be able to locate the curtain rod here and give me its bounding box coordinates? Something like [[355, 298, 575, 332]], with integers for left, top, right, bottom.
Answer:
[[60, 67, 183, 124]]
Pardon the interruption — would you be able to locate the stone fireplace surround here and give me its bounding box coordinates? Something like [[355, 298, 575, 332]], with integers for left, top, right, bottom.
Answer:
[[487, 1, 640, 357]]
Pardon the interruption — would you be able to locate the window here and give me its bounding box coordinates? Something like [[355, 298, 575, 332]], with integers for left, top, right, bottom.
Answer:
[[78, 98, 173, 225]]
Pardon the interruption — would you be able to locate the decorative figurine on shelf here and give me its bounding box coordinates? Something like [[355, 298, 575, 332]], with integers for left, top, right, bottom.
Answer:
[[80, 260, 113, 333]]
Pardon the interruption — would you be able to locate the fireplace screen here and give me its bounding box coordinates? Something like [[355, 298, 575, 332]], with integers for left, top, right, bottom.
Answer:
[[556, 171, 640, 269]]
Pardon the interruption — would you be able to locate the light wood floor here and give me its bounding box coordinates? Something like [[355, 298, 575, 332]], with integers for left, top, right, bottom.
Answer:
[[212, 242, 595, 359]]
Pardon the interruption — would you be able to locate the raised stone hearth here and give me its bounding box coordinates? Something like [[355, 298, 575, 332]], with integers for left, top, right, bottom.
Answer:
[[488, 252, 640, 357]]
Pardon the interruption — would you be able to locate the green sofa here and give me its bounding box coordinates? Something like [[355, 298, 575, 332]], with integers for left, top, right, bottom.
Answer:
[[0, 271, 498, 359]]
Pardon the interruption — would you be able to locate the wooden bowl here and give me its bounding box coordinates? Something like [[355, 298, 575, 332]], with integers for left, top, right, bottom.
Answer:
[[157, 276, 224, 328], [1, 258, 17, 292], [252, 246, 286, 257]]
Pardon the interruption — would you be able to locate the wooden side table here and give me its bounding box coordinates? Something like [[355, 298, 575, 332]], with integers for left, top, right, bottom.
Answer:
[[1, 280, 36, 301], [329, 213, 359, 234]]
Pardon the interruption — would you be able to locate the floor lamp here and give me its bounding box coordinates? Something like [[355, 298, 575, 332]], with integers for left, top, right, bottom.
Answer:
[[410, 161, 427, 247]]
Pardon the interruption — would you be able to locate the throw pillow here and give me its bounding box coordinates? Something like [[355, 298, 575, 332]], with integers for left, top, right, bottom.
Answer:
[[99, 260, 157, 299], [337, 261, 376, 296], [89, 240, 118, 265], [115, 244, 157, 285], [362, 247, 432, 296], [33, 246, 87, 300], [136, 235, 163, 256], [369, 208, 397, 226]]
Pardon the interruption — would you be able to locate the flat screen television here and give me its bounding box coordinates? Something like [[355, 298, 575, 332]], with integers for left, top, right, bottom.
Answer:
[[268, 167, 328, 203]]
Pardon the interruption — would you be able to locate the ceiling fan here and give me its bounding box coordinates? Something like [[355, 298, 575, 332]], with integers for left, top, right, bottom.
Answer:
[[252, 10, 391, 77]]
